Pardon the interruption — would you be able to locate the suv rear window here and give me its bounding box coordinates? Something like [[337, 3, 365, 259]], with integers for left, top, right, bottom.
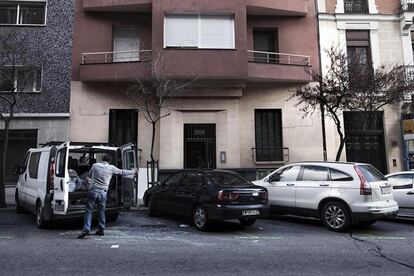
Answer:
[[357, 165, 386, 182], [28, 152, 41, 179]]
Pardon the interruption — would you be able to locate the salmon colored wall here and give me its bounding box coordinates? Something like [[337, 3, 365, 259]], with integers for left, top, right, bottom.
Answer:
[[376, 0, 400, 14]]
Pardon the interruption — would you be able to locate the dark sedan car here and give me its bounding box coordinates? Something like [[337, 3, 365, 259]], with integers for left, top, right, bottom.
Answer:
[[143, 170, 269, 230]]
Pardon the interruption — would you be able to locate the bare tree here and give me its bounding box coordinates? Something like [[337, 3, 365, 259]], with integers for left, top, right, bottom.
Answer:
[[290, 46, 413, 161], [0, 29, 43, 208], [126, 50, 196, 185]]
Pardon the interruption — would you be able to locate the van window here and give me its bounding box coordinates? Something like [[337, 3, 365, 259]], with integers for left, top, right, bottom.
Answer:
[[56, 148, 67, 177], [123, 150, 135, 170], [28, 152, 41, 179], [22, 151, 30, 169]]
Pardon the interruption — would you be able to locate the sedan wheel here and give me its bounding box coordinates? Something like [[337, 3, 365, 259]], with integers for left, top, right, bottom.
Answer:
[[321, 201, 351, 232], [193, 206, 209, 231]]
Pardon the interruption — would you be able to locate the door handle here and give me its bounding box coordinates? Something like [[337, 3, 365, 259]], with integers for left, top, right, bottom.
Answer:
[[319, 184, 330, 187], [191, 193, 196, 197], [286, 184, 295, 187], [407, 191, 414, 195]]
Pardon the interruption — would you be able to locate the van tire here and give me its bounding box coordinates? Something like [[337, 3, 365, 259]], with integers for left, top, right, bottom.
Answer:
[[36, 202, 48, 229], [15, 191, 24, 214]]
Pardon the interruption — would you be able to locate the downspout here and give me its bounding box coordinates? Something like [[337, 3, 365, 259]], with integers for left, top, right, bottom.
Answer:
[[314, 0, 328, 161]]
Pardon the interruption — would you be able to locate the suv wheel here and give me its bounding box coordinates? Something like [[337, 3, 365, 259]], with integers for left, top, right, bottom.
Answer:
[[193, 205, 209, 231], [239, 218, 256, 226], [321, 201, 351, 232], [36, 202, 47, 229]]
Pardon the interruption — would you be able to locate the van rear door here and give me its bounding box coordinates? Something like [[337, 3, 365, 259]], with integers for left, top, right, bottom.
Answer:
[[118, 143, 137, 209], [53, 143, 69, 215]]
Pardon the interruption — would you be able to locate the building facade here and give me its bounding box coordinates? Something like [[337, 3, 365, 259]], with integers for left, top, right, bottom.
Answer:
[[0, 0, 73, 185], [70, 0, 321, 179], [317, 0, 409, 173]]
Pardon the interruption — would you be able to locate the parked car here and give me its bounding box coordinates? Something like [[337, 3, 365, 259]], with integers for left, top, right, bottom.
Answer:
[[14, 142, 137, 228], [253, 162, 398, 232], [143, 170, 269, 230], [385, 171, 414, 218]]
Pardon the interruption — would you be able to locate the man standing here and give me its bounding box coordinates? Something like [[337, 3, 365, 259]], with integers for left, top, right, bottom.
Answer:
[[78, 154, 137, 239]]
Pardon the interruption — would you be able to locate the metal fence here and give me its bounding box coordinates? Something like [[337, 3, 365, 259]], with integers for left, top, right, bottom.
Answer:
[[81, 50, 152, 64], [344, 0, 369, 14], [247, 50, 311, 66], [251, 147, 289, 163]]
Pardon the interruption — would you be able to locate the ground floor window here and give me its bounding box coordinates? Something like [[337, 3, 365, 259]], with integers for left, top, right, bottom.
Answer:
[[108, 109, 138, 146], [254, 109, 283, 162]]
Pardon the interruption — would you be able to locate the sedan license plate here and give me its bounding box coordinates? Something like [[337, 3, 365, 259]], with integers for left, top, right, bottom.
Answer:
[[381, 187, 392, 194], [242, 210, 260, 216]]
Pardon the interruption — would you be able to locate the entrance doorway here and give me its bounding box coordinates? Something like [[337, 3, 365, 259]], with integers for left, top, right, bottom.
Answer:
[[109, 109, 138, 146], [0, 129, 37, 185], [184, 124, 216, 169], [253, 29, 278, 63], [344, 111, 387, 174]]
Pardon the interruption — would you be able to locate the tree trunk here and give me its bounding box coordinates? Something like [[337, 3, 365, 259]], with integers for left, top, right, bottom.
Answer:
[[150, 121, 157, 185], [334, 117, 345, 162], [0, 119, 10, 208]]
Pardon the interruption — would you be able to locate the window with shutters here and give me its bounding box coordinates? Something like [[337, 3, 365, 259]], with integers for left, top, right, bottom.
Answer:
[[164, 14, 235, 49], [346, 30, 371, 67], [254, 109, 283, 162]]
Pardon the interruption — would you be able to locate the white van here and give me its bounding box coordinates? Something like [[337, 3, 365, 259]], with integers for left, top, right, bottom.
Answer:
[[14, 142, 137, 228]]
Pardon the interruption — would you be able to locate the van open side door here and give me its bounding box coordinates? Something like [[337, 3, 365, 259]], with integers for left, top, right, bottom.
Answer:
[[53, 143, 69, 215], [118, 143, 138, 209]]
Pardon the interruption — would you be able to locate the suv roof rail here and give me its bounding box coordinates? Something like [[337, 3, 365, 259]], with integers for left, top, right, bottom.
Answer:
[[40, 141, 116, 147]]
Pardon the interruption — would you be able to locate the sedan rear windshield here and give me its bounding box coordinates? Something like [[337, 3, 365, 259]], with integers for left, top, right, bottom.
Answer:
[[357, 165, 386, 182], [205, 172, 252, 187]]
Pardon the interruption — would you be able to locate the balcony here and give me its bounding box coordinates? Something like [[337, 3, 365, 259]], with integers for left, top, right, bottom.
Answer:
[[252, 147, 290, 164], [247, 50, 312, 82], [82, 0, 152, 12], [344, 0, 369, 14], [80, 50, 152, 82], [246, 0, 308, 16]]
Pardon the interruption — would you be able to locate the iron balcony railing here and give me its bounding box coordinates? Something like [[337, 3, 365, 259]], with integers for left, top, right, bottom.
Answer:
[[405, 65, 414, 82], [248, 50, 311, 66], [251, 147, 289, 163], [344, 0, 369, 14], [401, 0, 414, 12], [81, 50, 152, 64]]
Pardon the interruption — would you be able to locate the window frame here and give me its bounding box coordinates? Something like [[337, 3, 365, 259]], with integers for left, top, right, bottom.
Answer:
[[55, 148, 67, 178], [0, 65, 42, 93], [329, 168, 353, 182], [254, 108, 283, 162], [0, 1, 47, 26], [163, 14, 235, 50]]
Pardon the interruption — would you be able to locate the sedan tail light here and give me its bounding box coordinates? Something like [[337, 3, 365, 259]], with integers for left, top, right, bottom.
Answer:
[[354, 166, 372, 195], [218, 191, 240, 201]]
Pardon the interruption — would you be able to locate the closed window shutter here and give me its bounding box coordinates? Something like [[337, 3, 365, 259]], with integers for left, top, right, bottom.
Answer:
[[164, 15, 198, 47], [255, 110, 283, 162], [113, 27, 140, 62], [200, 15, 234, 49]]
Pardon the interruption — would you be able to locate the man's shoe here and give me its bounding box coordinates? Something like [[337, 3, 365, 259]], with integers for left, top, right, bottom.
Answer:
[[78, 230, 89, 239], [95, 230, 104, 236]]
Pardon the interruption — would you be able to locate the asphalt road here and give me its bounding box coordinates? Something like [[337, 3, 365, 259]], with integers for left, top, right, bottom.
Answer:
[[1, 208, 414, 276]]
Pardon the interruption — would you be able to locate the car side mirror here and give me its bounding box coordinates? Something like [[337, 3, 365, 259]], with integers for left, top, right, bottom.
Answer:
[[269, 174, 280, 182]]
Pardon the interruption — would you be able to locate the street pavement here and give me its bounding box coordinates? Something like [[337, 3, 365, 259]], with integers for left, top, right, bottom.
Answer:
[[0, 208, 414, 275]]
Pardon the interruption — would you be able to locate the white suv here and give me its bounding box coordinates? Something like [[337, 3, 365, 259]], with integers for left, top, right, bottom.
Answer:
[[253, 162, 398, 231]]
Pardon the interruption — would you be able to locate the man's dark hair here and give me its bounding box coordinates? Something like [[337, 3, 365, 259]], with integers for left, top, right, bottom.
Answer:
[[102, 154, 112, 163]]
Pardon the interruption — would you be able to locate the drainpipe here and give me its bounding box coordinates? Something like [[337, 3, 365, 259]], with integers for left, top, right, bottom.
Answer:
[[314, 0, 328, 161]]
